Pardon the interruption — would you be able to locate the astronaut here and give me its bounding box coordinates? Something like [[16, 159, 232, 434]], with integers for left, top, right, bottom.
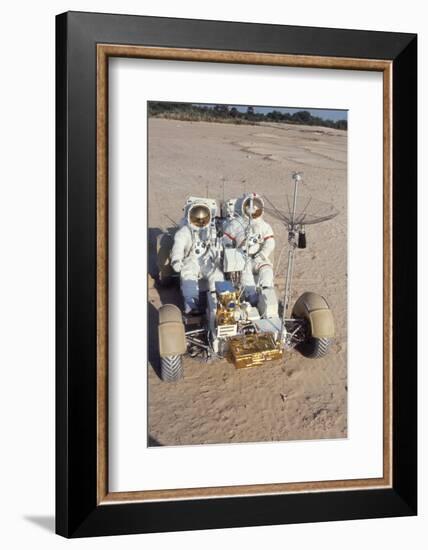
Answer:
[[170, 197, 224, 314], [223, 193, 275, 306]]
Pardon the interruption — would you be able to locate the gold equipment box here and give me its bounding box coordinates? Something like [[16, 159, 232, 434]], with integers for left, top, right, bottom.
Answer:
[[228, 333, 283, 369]]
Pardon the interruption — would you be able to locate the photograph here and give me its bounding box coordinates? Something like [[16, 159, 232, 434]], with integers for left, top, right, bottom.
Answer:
[[0, 0, 420, 544], [147, 101, 348, 446]]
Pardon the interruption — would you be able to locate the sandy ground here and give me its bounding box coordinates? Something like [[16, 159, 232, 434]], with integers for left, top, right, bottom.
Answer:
[[147, 118, 347, 446]]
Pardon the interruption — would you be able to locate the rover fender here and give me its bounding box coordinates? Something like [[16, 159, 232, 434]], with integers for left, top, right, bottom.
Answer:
[[158, 304, 187, 357], [292, 291, 335, 339]]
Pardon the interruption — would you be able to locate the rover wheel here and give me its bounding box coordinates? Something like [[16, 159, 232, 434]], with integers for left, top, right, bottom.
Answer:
[[297, 336, 332, 359], [160, 354, 183, 382]]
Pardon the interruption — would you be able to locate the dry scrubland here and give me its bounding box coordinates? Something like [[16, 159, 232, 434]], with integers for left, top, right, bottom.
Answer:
[[147, 118, 347, 446]]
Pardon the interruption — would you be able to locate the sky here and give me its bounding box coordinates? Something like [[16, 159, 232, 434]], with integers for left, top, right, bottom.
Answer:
[[195, 103, 348, 121]]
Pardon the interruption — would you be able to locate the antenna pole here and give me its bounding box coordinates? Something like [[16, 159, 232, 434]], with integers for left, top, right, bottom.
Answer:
[[280, 172, 302, 341], [283, 244, 296, 320], [290, 171, 302, 226], [245, 195, 253, 260]]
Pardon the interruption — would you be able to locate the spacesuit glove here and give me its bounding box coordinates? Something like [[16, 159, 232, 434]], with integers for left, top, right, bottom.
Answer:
[[171, 259, 183, 273]]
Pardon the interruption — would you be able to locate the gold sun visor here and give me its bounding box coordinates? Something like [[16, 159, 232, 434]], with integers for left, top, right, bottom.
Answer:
[[189, 204, 211, 228], [242, 195, 264, 219]]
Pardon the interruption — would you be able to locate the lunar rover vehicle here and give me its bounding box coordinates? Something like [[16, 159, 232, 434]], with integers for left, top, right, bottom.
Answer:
[[156, 173, 338, 382]]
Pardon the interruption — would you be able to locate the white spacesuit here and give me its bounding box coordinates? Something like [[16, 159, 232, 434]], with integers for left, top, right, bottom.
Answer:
[[223, 193, 275, 305], [171, 197, 224, 314]]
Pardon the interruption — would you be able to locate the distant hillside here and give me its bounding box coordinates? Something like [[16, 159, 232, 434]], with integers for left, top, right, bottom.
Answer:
[[148, 102, 347, 130]]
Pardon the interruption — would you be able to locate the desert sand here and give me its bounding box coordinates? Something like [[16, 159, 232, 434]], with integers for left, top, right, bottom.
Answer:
[[147, 118, 347, 446]]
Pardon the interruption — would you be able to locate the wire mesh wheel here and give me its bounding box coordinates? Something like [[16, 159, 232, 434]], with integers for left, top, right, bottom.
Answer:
[[296, 336, 332, 359], [160, 354, 183, 382]]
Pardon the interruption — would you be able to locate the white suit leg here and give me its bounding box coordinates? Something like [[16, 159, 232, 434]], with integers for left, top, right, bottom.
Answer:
[[207, 267, 224, 292], [255, 262, 278, 317], [241, 260, 258, 305], [180, 257, 200, 313], [200, 257, 224, 292], [257, 263, 274, 288]]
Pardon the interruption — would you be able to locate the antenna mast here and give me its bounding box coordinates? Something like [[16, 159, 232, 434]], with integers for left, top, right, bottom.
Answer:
[[280, 172, 302, 340]]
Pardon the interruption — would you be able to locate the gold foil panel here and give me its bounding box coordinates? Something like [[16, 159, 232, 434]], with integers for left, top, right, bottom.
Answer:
[[228, 333, 283, 369]]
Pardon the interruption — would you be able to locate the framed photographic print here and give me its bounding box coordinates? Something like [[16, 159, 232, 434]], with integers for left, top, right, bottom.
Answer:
[[56, 11, 417, 537]]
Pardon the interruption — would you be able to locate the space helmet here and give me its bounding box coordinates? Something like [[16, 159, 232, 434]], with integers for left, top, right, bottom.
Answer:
[[241, 193, 264, 219], [187, 203, 211, 228]]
